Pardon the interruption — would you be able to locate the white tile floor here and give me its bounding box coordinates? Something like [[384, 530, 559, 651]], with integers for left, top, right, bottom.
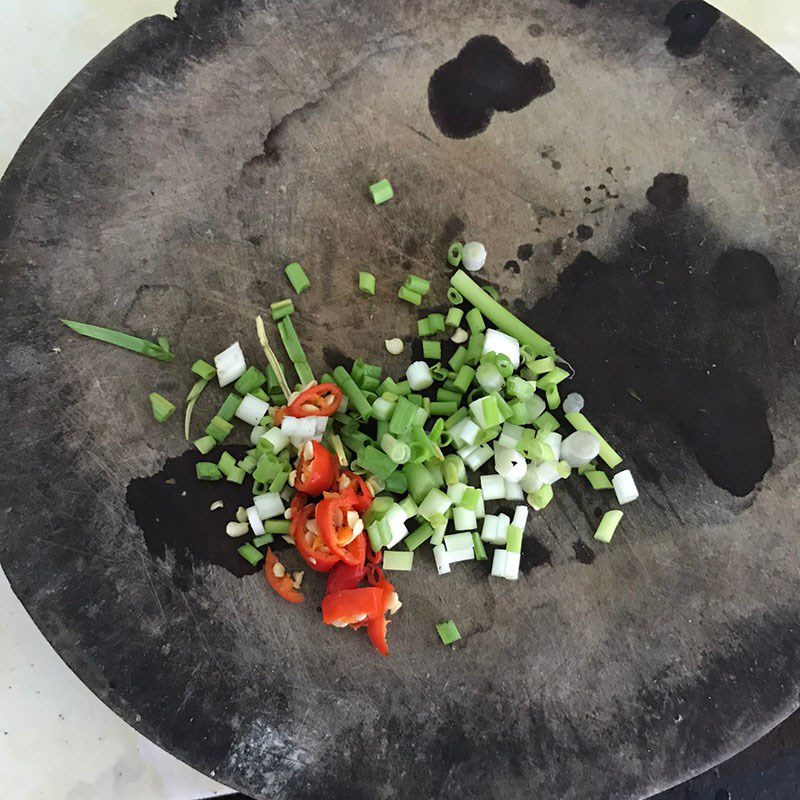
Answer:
[[1, 2, 798, 799]]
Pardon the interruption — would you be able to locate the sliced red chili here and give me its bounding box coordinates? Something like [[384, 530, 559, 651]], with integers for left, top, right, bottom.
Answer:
[[326, 559, 367, 594], [264, 548, 303, 604], [337, 470, 373, 513], [287, 383, 342, 418], [316, 493, 366, 567], [367, 616, 389, 657], [321, 587, 385, 626], [291, 498, 339, 573], [294, 440, 335, 496]]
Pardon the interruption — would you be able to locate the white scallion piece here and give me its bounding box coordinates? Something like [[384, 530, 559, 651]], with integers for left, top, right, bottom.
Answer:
[[236, 394, 269, 427], [474, 492, 485, 519], [449, 418, 480, 448], [562, 392, 585, 415], [505, 480, 524, 501], [453, 507, 477, 531], [520, 462, 543, 493], [385, 338, 404, 355], [482, 328, 521, 369], [246, 505, 265, 536], [444, 532, 473, 551], [446, 546, 475, 564], [612, 469, 639, 504], [498, 422, 524, 449], [495, 513, 510, 545], [406, 361, 433, 391], [560, 430, 601, 468], [536, 461, 565, 486], [225, 521, 250, 538], [512, 506, 529, 530], [433, 543, 451, 575], [447, 482, 469, 504], [253, 492, 285, 520], [464, 443, 493, 471], [450, 327, 469, 344], [504, 551, 521, 581], [526, 395, 547, 420], [462, 241, 487, 272], [490, 548, 508, 577], [480, 474, 506, 501], [481, 514, 499, 543], [494, 446, 527, 483], [214, 341, 246, 387], [281, 415, 317, 442]]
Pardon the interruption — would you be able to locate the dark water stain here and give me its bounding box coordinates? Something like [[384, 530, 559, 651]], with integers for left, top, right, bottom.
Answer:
[[646, 173, 689, 213], [527, 175, 793, 496], [517, 242, 534, 261], [127, 447, 262, 583], [504, 259, 521, 274], [428, 35, 554, 139], [572, 540, 596, 565], [714, 249, 780, 311], [527, 23, 544, 38], [569, 0, 592, 6], [552, 237, 564, 256], [323, 345, 354, 372], [435, 214, 466, 258], [665, 1, 721, 58], [576, 224, 594, 242], [520, 536, 552, 573]]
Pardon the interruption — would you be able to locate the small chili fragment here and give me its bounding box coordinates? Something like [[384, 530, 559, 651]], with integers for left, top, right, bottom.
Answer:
[[264, 548, 303, 603]]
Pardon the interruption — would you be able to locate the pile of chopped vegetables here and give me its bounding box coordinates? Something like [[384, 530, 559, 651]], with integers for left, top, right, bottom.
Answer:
[[62, 178, 639, 656]]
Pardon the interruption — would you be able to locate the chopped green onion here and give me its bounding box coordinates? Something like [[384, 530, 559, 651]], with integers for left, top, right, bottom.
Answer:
[[461, 487, 481, 511], [192, 359, 217, 380], [149, 393, 176, 422], [595, 510, 623, 543], [449, 270, 554, 357], [447, 287, 464, 305], [448, 242, 463, 267], [234, 366, 267, 396], [356, 445, 398, 479], [422, 340, 442, 360], [404, 274, 431, 295], [427, 313, 446, 333], [546, 384, 560, 410], [255, 316, 293, 399], [436, 620, 462, 645], [445, 307, 464, 328], [194, 435, 217, 455], [252, 533, 275, 548], [227, 466, 246, 484], [528, 483, 554, 510], [369, 178, 394, 205], [184, 378, 210, 440], [218, 393, 242, 422], [389, 396, 417, 436], [453, 364, 476, 393], [270, 299, 295, 321], [444, 406, 469, 429], [449, 346, 468, 373], [418, 318, 433, 337], [277, 316, 308, 367], [507, 376, 535, 400], [238, 454, 257, 474], [206, 415, 233, 443], [437, 388, 462, 403], [465, 307, 485, 334], [269, 469, 289, 492], [358, 271, 376, 295], [217, 451, 237, 477], [381, 433, 411, 464], [585, 470, 614, 490], [295, 362, 315, 385], [537, 367, 570, 389], [333, 366, 372, 420], [442, 454, 466, 485], [371, 395, 397, 421], [466, 330, 485, 364], [385, 471, 409, 496], [196, 462, 222, 481], [471, 531, 488, 561], [398, 286, 423, 305], [284, 262, 310, 294], [418, 488, 453, 521], [444, 532, 473, 550], [429, 400, 458, 417], [263, 520, 292, 534], [564, 412, 622, 468], [484, 285, 500, 301], [383, 550, 414, 571], [61, 319, 174, 362], [476, 362, 503, 393], [506, 525, 523, 553], [528, 356, 556, 374], [403, 462, 435, 503], [533, 411, 560, 433], [237, 543, 265, 566]]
